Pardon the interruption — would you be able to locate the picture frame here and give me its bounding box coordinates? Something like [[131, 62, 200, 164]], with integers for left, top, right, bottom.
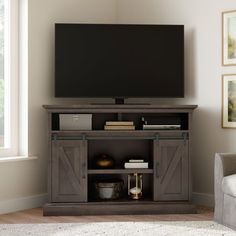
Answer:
[[222, 10, 236, 66], [222, 74, 236, 128]]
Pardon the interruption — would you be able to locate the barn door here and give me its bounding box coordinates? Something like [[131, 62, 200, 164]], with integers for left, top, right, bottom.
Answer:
[[153, 139, 189, 201], [51, 140, 87, 202]]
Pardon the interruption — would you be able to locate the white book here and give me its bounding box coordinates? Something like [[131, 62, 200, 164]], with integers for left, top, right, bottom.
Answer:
[[129, 159, 144, 163], [124, 162, 148, 169]]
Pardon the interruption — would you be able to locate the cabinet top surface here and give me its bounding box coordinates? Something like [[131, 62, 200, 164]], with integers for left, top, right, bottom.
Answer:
[[43, 104, 198, 111]]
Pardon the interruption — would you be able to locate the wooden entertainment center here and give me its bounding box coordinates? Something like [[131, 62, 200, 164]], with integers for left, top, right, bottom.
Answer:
[[43, 104, 197, 216]]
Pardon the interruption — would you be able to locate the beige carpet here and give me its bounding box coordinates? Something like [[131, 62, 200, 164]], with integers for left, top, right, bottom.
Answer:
[[0, 221, 236, 236]]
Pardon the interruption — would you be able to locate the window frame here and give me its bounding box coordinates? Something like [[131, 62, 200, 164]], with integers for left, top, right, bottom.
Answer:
[[0, 0, 19, 157]]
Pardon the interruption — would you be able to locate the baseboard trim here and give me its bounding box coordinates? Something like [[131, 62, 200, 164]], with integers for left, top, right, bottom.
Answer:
[[192, 192, 214, 208], [0, 193, 48, 215]]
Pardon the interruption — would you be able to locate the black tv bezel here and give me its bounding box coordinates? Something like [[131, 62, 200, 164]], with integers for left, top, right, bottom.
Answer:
[[54, 23, 185, 99]]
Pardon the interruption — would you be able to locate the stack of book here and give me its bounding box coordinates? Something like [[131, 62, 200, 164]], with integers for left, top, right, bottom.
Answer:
[[124, 159, 148, 169], [104, 121, 135, 130], [141, 117, 181, 130]]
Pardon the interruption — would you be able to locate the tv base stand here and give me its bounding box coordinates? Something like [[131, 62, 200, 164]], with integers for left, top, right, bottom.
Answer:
[[91, 97, 151, 105], [91, 102, 151, 105]]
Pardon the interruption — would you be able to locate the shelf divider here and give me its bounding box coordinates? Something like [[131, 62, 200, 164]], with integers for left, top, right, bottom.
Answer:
[[88, 169, 154, 174], [52, 134, 189, 141]]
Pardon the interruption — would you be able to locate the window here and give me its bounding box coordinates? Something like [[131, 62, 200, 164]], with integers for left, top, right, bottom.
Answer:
[[0, 0, 19, 156], [0, 0, 5, 147]]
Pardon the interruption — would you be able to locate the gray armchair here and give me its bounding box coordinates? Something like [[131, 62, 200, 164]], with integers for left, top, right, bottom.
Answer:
[[214, 153, 236, 230]]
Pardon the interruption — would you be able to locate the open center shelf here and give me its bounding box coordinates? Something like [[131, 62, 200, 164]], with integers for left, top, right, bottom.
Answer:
[[87, 169, 154, 174]]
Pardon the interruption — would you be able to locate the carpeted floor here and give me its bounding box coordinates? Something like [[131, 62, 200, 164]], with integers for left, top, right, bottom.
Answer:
[[0, 221, 236, 236]]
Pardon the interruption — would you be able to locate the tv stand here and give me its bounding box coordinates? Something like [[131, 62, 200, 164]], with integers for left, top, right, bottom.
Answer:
[[43, 104, 197, 216]]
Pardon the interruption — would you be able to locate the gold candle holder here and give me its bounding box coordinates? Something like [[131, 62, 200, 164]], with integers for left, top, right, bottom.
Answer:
[[128, 173, 143, 200]]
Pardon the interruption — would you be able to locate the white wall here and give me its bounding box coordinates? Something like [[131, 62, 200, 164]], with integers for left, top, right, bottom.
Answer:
[[117, 0, 236, 197], [1, 0, 236, 213], [0, 0, 117, 214], [28, 0, 117, 195]]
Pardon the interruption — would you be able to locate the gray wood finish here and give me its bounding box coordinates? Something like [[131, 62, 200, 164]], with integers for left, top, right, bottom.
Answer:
[[43, 202, 196, 216], [43, 104, 198, 110], [43, 104, 197, 215], [51, 130, 189, 137], [188, 112, 193, 202], [47, 112, 52, 202], [43, 104, 197, 115], [154, 140, 189, 201], [52, 140, 87, 202]]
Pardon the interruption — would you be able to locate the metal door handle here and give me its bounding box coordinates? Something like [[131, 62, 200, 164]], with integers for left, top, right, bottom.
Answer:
[[156, 163, 159, 178], [82, 163, 86, 179]]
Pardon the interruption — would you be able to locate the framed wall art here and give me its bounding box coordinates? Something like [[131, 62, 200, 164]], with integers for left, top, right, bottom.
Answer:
[[222, 74, 236, 128], [222, 10, 236, 66]]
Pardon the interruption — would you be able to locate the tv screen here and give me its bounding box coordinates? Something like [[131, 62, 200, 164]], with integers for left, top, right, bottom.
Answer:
[[55, 24, 184, 98]]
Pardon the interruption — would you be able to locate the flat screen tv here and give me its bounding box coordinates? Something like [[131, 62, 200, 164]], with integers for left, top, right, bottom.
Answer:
[[55, 24, 184, 100]]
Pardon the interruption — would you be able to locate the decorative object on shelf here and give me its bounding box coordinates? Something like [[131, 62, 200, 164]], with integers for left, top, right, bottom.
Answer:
[[222, 10, 236, 66], [94, 178, 124, 200], [128, 173, 143, 200], [59, 114, 92, 130], [143, 124, 181, 130], [104, 121, 135, 130], [129, 159, 144, 163], [222, 74, 236, 128], [124, 158, 148, 169], [94, 154, 115, 169], [106, 121, 134, 126], [141, 116, 181, 130]]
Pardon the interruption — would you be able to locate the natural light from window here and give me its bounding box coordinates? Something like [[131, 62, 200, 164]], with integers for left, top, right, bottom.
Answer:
[[0, 0, 5, 148], [0, 0, 19, 156], [0, 0, 29, 158]]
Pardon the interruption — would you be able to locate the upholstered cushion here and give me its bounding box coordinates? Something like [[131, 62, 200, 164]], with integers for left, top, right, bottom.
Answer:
[[222, 174, 236, 198]]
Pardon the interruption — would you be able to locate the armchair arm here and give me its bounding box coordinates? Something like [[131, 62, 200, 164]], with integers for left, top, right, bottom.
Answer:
[[214, 153, 236, 222], [219, 153, 236, 177]]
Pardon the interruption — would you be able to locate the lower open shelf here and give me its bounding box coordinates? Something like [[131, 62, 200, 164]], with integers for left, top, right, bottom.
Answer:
[[88, 196, 153, 203], [43, 201, 197, 216]]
